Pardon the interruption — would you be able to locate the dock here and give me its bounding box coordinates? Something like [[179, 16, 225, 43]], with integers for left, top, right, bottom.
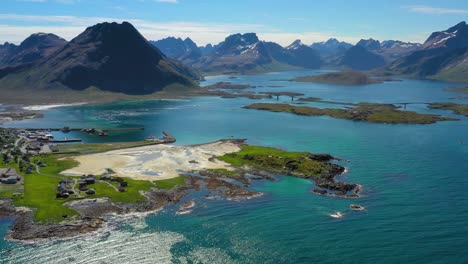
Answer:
[[145, 131, 176, 144]]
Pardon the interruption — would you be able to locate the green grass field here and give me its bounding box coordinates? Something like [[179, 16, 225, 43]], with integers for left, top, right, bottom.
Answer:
[[13, 157, 79, 222], [87, 178, 155, 203], [217, 145, 334, 177], [153, 176, 186, 190], [0, 141, 188, 223]]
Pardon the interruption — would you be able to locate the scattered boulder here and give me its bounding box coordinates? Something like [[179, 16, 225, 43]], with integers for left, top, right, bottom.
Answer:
[[312, 189, 327, 195]]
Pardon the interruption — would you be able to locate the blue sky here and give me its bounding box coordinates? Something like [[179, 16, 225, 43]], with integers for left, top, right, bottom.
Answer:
[[1, 0, 467, 46]]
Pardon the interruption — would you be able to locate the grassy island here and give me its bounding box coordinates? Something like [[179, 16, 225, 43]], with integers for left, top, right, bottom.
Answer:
[[445, 87, 468, 94], [292, 71, 389, 85], [244, 103, 457, 124], [203, 82, 255, 90], [428, 102, 468, 116]]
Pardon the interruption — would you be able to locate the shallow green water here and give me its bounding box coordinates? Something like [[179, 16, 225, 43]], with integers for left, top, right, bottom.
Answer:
[[1, 70, 468, 263]]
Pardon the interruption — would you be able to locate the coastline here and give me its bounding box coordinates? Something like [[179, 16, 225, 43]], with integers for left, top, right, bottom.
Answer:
[[0, 137, 359, 243]]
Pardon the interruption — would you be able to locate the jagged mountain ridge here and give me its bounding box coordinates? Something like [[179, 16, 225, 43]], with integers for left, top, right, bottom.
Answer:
[[386, 21, 468, 82]]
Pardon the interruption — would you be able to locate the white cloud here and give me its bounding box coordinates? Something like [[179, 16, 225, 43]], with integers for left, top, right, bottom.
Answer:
[[0, 13, 367, 46], [0, 24, 84, 43], [403, 5, 468, 15]]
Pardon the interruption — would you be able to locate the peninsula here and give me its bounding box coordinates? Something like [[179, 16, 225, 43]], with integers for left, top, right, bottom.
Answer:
[[0, 128, 357, 242]]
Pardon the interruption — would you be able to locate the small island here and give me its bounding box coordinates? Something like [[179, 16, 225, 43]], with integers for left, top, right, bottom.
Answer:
[[292, 71, 392, 85], [244, 103, 457, 124], [445, 87, 468, 94], [428, 102, 468, 116], [0, 128, 358, 242], [202, 82, 255, 90]]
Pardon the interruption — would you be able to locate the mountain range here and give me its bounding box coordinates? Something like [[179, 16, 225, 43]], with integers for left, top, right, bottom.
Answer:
[[150, 34, 423, 72], [153, 33, 322, 74], [310, 38, 353, 58], [385, 21, 468, 82], [0, 20, 467, 99], [0, 22, 199, 96]]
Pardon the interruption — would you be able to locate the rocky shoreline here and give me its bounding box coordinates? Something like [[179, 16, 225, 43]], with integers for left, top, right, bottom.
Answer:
[[1, 165, 357, 243], [0, 174, 265, 243], [0, 139, 359, 243]]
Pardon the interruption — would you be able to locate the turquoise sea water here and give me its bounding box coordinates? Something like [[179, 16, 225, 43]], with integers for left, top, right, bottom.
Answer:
[[1, 70, 468, 263]]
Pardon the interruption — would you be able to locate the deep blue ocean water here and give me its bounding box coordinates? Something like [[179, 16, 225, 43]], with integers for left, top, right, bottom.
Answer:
[[1, 70, 467, 263]]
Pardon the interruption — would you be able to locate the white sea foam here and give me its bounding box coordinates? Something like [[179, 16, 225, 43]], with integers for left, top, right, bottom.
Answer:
[[4, 229, 185, 264]]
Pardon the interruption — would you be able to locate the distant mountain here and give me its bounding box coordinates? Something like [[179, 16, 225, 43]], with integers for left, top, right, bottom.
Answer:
[[191, 34, 321, 73], [150, 37, 201, 60], [339, 45, 386, 70], [261, 39, 321, 69], [191, 33, 273, 73], [199, 44, 214, 55], [356, 38, 381, 51], [378, 40, 422, 60], [283, 39, 321, 68], [0, 42, 17, 63], [0, 22, 200, 94], [310, 38, 352, 58], [357, 38, 421, 61], [0, 33, 67, 67], [386, 21, 468, 83], [422, 21, 468, 50]]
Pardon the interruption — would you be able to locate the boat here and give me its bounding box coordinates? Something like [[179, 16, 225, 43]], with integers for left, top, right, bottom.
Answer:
[[330, 212, 344, 218], [350, 204, 365, 211]]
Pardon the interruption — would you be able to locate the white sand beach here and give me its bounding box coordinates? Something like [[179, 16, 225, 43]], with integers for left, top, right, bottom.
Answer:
[[23, 102, 88, 111], [61, 141, 240, 180]]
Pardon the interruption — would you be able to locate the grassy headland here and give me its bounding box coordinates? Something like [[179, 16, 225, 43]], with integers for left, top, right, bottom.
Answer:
[[218, 145, 336, 177]]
